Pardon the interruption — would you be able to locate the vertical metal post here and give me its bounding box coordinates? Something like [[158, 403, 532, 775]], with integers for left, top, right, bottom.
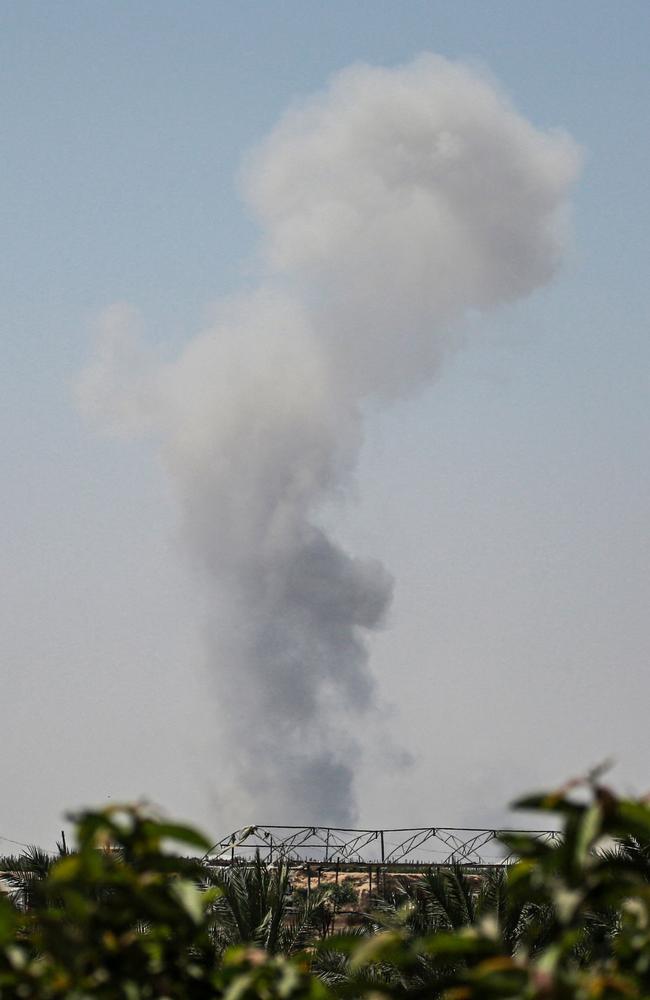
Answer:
[[325, 829, 330, 863], [380, 830, 385, 864]]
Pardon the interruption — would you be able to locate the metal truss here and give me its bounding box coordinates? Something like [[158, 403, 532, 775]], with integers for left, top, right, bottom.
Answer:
[[207, 825, 561, 867]]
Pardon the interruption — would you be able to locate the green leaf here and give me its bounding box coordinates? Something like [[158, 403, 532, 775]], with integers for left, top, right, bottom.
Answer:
[[0, 897, 17, 944], [614, 802, 650, 841], [419, 930, 498, 959], [512, 791, 581, 816], [141, 820, 212, 852], [574, 803, 602, 867], [349, 930, 407, 969], [169, 879, 209, 924]]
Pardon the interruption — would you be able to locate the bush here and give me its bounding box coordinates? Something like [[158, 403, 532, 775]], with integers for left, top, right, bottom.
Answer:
[[2, 771, 650, 997], [328, 879, 358, 908]]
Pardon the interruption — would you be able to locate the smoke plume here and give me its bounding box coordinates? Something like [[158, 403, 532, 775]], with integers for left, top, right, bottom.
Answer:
[[79, 56, 580, 824]]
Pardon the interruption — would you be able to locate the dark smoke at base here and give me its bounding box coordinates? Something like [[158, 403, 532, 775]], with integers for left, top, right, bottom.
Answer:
[[200, 518, 394, 824], [78, 55, 580, 824]]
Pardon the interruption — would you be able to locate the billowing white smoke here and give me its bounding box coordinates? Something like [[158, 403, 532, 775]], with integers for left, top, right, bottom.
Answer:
[[79, 56, 580, 824]]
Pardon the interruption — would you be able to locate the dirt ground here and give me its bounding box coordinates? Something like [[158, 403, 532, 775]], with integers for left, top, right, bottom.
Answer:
[[289, 866, 482, 911]]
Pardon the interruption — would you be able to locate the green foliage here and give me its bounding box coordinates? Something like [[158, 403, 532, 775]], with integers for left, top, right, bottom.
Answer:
[[327, 880, 358, 909], [204, 855, 335, 955], [2, 772, 650, 996]]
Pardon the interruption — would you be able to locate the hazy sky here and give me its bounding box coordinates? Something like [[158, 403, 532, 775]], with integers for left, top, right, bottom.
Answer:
[[2, 1, 649, 849]]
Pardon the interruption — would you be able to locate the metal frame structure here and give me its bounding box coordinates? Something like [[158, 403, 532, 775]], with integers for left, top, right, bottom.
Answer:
[[207, 825, 561, 867]]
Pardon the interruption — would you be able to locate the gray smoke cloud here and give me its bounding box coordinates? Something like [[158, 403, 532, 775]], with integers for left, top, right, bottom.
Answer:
[[78, 55, 580, 824]]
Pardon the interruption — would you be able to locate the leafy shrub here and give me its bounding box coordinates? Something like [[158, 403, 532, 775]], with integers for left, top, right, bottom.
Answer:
[[2, 770, 650, 997], [328, 879, 358, 908]]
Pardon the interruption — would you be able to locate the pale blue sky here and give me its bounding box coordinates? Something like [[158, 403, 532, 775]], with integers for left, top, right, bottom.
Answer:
[[2, 2, 649, 846]]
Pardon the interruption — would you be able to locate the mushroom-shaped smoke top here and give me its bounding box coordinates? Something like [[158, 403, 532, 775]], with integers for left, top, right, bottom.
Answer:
[[78, 55, 580, 825]]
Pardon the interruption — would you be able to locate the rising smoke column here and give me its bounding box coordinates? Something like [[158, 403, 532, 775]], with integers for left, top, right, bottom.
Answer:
[[79, 56, 580, 824]]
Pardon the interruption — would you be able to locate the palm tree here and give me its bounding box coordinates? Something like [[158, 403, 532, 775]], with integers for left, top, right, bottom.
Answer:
[[201, 852, 336, 956], [0, 844, 64, 911], [400, 865, 479, 934]]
